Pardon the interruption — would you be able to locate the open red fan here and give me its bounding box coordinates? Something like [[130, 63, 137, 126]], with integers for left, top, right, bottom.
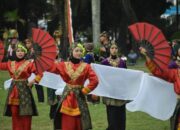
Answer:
[[128, 22, 171, 71], [32, 28, 56, 73], [0, 40, 4, 62]]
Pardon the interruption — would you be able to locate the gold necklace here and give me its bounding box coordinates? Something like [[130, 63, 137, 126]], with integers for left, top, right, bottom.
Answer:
[[108, 57, 120, 67]]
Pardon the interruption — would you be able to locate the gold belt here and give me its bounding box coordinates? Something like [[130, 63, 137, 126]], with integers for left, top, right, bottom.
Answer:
[[13, 79, 27, 81], [66, 83, 82, 89]]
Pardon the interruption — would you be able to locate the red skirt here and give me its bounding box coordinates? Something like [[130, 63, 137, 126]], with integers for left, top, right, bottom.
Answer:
[[61, 113, 82, 130], [11, 105, 32, 130]]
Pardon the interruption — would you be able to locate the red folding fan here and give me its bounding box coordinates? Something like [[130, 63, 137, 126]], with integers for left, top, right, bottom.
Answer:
[[32, 28, 57, 73], [128, 22, 171, 71], [0, 40, 4, 62]]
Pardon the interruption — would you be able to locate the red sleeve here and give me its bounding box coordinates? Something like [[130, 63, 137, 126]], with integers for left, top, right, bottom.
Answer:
[[145, 60, 180, 95], [28, 61, 43, 83], [0, 62, 9, 70], [47, 61, 61, 74], [82, 64, 99, 94], [146, 60, 176, 83], [29, 62, 37, 74]]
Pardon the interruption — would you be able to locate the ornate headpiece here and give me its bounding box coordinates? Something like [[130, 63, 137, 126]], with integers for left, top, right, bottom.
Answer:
[[16, 43, 27, 53], [100, 31, 109, 39], [53, 30, 61, 38], [71, 43, 86, 56], [110, 41, 118, 48], [8, 29, 19, 38]]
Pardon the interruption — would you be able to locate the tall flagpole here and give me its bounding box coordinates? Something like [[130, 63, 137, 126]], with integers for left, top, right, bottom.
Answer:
[[67, 0, 74, 46]]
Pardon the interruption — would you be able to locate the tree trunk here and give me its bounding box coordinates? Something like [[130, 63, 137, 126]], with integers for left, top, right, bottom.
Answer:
[[122, 0, 138, 24], [49, 0, 69, 59], [91, 0, 100, 45], [116, 0, 138, 55]]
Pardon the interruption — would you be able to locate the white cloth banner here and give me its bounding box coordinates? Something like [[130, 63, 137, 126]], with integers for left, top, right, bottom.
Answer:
[[4, 79, 13, 90], [90, 64, 144, 100], [126, 73, 177, 120], [39, 72, 66, 90], [5, 63, 176, 120]]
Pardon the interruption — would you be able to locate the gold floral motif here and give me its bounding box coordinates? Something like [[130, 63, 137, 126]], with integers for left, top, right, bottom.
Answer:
[[11, 61, 30, 79], [108, 57, 120, 67], [65, 62, 86, 81]]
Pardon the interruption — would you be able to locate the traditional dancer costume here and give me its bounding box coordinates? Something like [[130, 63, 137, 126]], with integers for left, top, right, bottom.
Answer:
[[50, 44, 98, 130], [2, 44, 41, 130]]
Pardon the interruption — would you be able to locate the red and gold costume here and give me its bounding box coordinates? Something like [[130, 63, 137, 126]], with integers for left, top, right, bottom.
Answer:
[[50, 61, 98, 130], [1, 60, 40, 130], [146, 60, 180, 130]]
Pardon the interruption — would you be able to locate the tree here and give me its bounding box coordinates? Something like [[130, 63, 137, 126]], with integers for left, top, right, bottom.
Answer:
[[0, 0, 50, 39], [4, 9, 25, 29], [122, 0, 138, 24], [71, 0, 92, 32]]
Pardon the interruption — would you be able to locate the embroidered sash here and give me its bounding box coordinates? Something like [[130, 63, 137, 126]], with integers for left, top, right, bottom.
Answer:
[[11, 61, 30, 79]]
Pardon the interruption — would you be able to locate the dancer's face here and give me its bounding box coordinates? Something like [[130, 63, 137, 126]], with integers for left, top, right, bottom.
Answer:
[[16, 48, 25, 59], [110, 45, 118, 56], [25, 39, 32, 49], [99, 36, 108, 45], [72, 47, 83, 59]]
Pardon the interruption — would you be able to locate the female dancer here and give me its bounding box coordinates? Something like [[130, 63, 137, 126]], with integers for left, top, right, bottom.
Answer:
[[101, 43, 127, 130], [49, 43, 99, 130], [1, 43, 41, 130], [140, 47, 180, 130]]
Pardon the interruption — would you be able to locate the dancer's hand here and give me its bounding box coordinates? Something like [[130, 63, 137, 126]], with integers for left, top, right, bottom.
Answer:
[[139, 47, 147, 56], [82, 87, 90, 95], [91, 94, 99, 101], [139, 47, 151, 62], [27, 80, 35, 88]]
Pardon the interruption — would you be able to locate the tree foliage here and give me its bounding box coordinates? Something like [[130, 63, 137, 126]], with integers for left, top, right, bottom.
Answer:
[[0, 0, 173, 47], [131, 0, 171, 21], [0, 0, 51, 39]]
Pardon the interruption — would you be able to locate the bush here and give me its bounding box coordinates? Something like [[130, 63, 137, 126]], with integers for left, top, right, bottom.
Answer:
[[171, 31, 180, 40]]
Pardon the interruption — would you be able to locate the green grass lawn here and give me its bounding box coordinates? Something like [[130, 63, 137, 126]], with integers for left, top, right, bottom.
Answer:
[[0, 59, 170, 130]]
